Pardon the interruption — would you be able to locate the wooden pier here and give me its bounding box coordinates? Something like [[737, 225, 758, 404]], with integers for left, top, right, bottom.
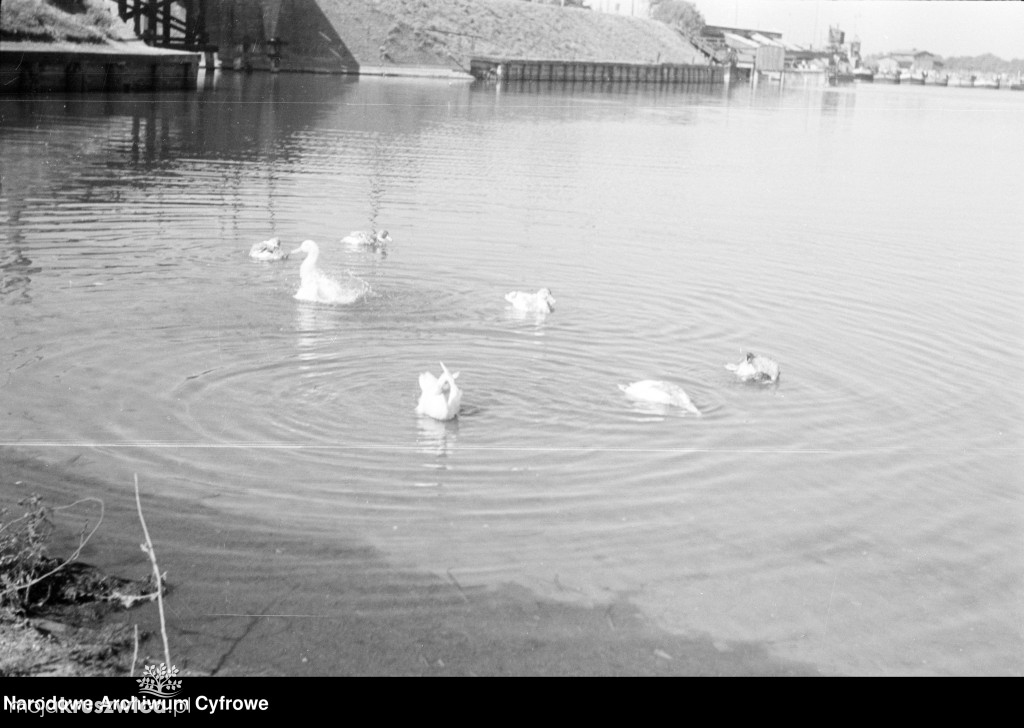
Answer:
[[470, 57, 725, 85], [0, 44, 200, 94]]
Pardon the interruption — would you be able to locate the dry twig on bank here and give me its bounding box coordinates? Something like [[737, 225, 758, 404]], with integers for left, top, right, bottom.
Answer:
[[133, 474, 171, 669]]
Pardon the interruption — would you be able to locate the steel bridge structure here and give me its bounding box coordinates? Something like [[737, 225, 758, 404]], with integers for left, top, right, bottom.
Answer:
[[116, 0, 213, 52]]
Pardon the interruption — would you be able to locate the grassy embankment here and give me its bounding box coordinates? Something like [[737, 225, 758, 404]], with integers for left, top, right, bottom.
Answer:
[[0, 0, 136, 44], [322, 0, 701, 69]]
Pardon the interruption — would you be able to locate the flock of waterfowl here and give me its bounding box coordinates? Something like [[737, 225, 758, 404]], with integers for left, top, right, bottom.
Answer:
[[250, 231, 780, 422]]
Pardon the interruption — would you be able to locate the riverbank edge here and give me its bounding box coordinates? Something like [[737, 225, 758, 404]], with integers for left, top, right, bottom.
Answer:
[[0, 453, 165, 678]]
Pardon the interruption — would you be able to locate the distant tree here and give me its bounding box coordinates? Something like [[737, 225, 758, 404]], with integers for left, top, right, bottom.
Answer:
[[942, 53, 1022, 74], [871, 52, 1024, 75], [649, 0, 705, 38]]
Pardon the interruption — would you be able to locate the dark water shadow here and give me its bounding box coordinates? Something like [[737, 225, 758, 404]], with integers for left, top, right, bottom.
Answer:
[[1, 449, 822, 676]]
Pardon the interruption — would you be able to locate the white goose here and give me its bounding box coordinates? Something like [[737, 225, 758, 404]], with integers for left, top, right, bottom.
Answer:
[[416, 362, 462, 421], [504, 288, 556, 313], [619, 380, 702, 416], [725, 353, 780, 383], [290, 240, 367, 304], [249, 237, 288, 261], [343, 229, 392, 250]]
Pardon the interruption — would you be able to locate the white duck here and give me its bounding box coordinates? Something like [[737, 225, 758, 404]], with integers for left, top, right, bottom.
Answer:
[[416, 362, 462, 421], [619, 380, 702, 416], [291, 240, 367, 304], [725, 353, 780, 383], [249, 237, 288, 261], [504, 288, 556, 313], [343, 229, 392, 250]]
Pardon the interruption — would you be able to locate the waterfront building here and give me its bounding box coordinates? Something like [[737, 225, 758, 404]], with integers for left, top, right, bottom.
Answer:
[[698, 25, 785, 80], [876, 49, 939, 75]]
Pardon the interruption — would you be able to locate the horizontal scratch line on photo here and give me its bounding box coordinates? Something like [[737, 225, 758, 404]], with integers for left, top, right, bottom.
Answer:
[[205, 613, 332, 618], [4, 441, 1019, 455]]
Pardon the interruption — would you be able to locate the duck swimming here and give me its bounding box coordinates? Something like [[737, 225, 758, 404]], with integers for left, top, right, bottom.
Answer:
[[725, 353, 781, 383], [290, 240, 368, 304], [343, 229, 392, 250], [416, 362, 462, 421], [619, 380, 702, 416], [504, 288, 556, 314], [249, 237, 288, 261]]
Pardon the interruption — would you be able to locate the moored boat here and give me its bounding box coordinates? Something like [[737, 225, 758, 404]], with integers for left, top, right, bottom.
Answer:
[[852, 67, 874, 82], [901, 69, 925, 85], [874, 71, 900, 84], [973, 75, 1000, 89], [923, 72, 948, 86]]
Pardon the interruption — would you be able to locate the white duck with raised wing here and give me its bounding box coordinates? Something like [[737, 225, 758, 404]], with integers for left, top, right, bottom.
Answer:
[[343, 229, 392, 250], [291, 240, 367, 304], [504, 288, 556, 313], [416, 362, 462, 421], [249, 237, 288, 261], [619, 380, 702, 416], [725, 353, 781, 383]]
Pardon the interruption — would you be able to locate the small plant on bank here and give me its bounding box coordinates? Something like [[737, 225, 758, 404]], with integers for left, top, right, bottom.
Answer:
[[0, 495, 55, 613], [0, 491, 129, 616]]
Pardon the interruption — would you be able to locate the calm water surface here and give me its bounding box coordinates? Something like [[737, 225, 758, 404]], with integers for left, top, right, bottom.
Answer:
[[1, 73, 1021, 675]]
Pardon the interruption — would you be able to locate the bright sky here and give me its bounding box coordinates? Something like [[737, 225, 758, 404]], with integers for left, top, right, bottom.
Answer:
[[694, 0, 1024, 59]]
